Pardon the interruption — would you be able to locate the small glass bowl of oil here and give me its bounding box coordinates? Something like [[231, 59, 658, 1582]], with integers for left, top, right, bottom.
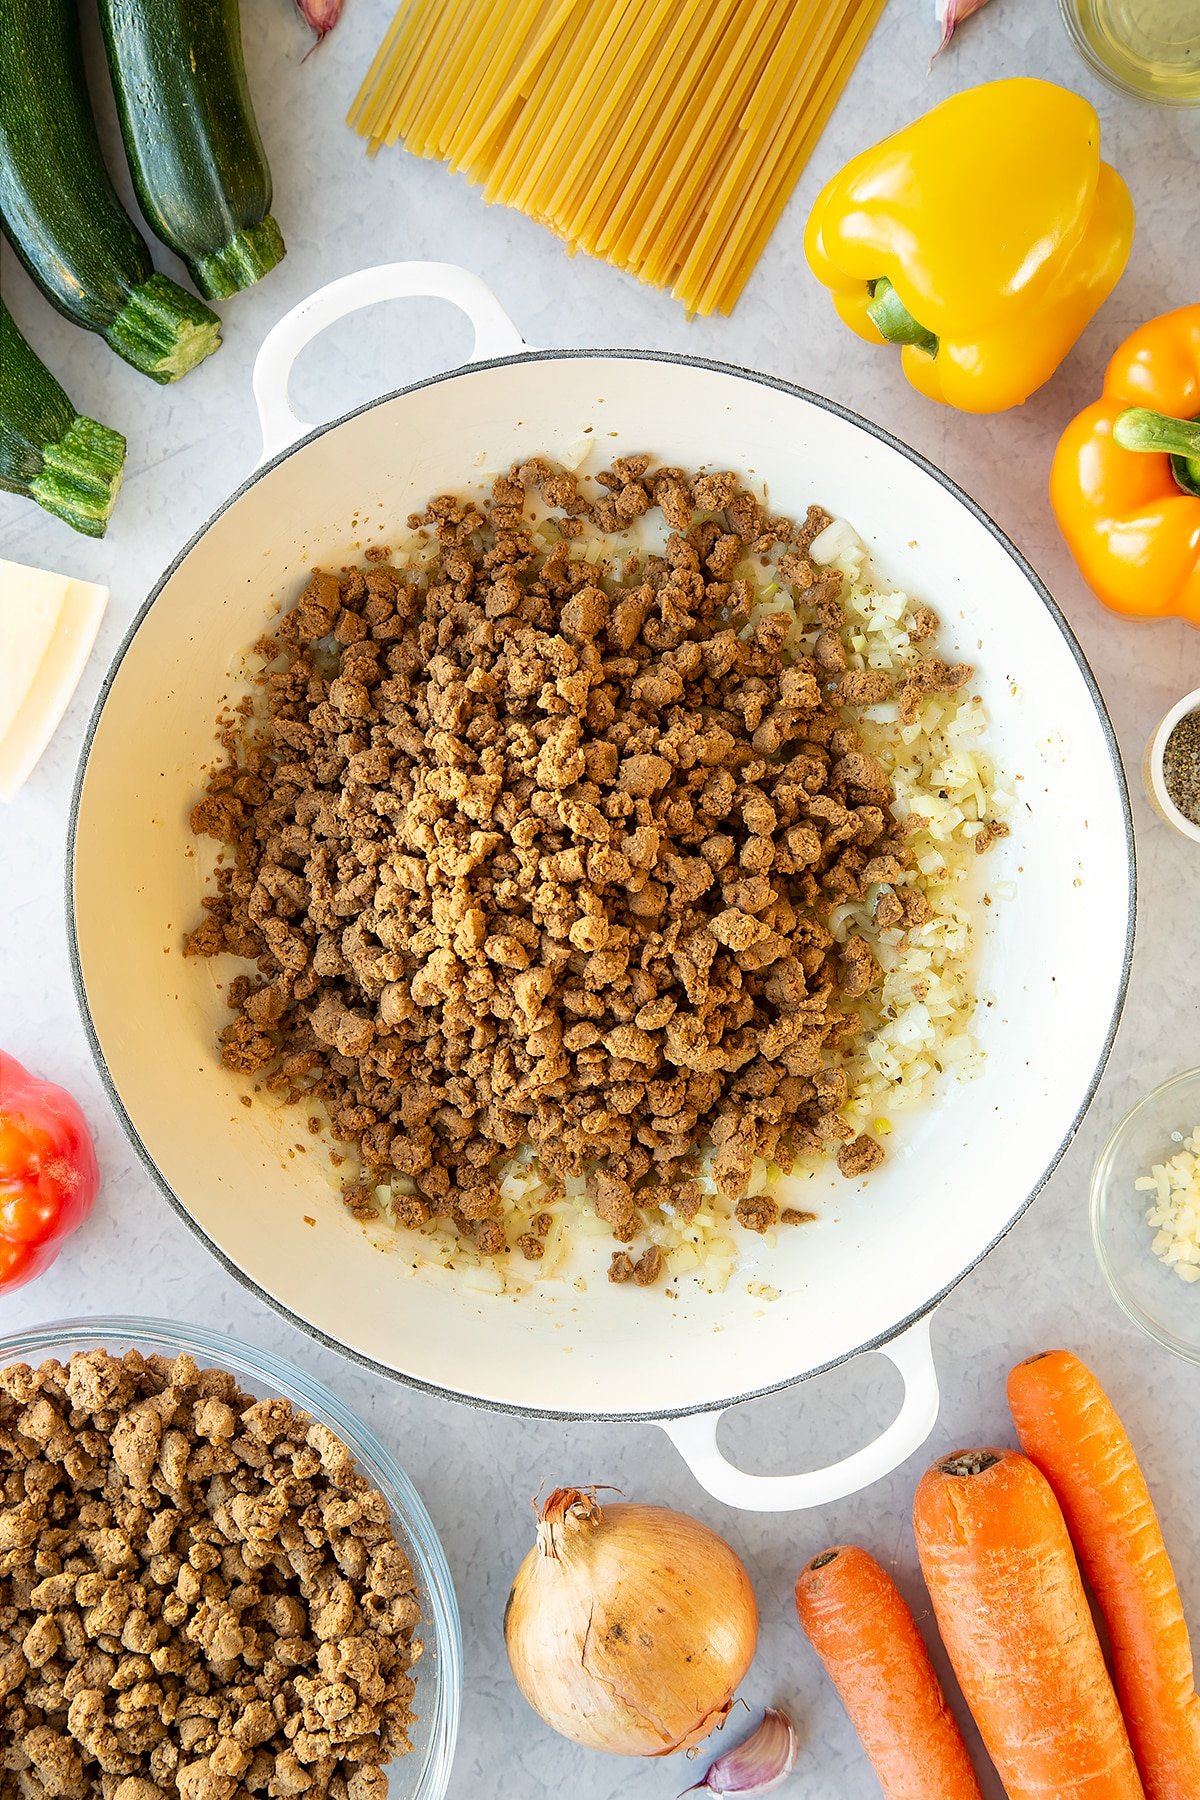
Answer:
[[1060, 0, 1200, 104]]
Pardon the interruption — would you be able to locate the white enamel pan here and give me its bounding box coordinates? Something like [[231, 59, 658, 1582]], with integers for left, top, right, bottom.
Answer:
[[69, 264, 1134, 1510]]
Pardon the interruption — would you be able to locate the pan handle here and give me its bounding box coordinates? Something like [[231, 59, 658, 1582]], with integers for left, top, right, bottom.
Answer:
[[659, 1313, 940, 1512], [252, 262, 528, 464]]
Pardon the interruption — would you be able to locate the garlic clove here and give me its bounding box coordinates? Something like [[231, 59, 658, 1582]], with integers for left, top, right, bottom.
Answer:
[[681, 1707, 798, 1796], [931, 0, 992, 63], [294, 0, 344, 48]]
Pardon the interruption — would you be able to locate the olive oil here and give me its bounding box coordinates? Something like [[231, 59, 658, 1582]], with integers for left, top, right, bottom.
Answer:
[[1062, 0, 1200, 104]]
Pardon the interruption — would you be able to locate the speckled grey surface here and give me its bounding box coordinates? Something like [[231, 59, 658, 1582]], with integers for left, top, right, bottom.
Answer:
[[2, 2, 1199, 1795]]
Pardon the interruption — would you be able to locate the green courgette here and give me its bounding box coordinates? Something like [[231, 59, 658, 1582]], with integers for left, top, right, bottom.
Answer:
[[0, 301, 125, 537], [98, 0, 285, 302], [0, 0, 221, 383]]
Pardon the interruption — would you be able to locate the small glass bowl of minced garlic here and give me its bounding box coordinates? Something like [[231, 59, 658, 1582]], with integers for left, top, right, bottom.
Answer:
[[1144, 686, 1200, 844], [1092, 1068, 1200, 1365]]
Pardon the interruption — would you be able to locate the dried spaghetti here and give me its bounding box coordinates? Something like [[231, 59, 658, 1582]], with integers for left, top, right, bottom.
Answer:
[[349, 0, 888, 315]]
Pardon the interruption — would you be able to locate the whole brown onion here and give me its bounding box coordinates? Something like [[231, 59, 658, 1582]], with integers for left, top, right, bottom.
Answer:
[[504, 1487, 759, 1756]]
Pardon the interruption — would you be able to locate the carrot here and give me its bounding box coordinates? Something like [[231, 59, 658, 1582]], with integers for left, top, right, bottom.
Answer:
[[1008, 1350, 1200, 1800], [913, 1447, 1145, 1800], [794, 1544, 984, 1800]]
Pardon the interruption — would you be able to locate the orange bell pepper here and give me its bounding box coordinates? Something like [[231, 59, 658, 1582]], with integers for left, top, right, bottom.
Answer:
[[1051, 306, 1200, 625]]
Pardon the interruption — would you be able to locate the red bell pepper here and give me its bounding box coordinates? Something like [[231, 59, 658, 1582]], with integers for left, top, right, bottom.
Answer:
[[0, 1050, 99, 1292]]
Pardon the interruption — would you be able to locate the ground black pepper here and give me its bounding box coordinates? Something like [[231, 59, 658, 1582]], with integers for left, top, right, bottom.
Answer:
[[1163, 710, 1200, 825]]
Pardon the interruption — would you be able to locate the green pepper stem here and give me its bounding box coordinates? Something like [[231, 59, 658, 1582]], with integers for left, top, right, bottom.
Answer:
[[866, 278, 938, 358], [1114, 407, 1200, 457], [1114, 407, 1200, 498]]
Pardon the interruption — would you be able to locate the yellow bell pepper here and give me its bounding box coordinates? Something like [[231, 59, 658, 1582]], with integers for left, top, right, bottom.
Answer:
[[804, 79, 1134, 414]]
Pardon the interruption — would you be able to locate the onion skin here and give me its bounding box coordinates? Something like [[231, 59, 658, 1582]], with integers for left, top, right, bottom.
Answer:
[[504, 1488, 759, 1757]]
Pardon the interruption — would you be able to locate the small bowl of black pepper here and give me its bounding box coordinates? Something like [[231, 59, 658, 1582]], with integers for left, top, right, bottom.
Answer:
[[1146, 686, 1200, 844]]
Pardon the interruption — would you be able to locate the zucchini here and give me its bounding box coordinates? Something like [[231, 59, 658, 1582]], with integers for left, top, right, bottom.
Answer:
[[97, 0, 285, 301], [0, 300, 125, 537], [0, 0, 221, 383]]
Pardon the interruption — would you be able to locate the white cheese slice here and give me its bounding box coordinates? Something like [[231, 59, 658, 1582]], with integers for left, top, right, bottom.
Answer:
[[0, 564, 65, 743], [0, 558, 108, 802]]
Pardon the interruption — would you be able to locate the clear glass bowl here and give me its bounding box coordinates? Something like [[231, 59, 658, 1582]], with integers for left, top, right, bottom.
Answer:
[[1059, 0, 1200, 106], [0, 1316, 461, 1800], [1091, 1070, 1200, 1363]]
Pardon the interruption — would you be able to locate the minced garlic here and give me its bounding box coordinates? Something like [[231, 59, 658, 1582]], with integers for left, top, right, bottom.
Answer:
[[1136, 1125, 1200, 1282]]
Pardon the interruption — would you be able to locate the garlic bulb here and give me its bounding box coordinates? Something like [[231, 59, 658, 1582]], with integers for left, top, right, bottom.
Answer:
[[504, 1488, 759, 1756]]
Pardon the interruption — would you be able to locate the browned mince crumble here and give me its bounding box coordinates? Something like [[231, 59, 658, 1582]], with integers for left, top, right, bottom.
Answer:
[[184, 456, 980, 1282], [0, 1351, 420, 1800]]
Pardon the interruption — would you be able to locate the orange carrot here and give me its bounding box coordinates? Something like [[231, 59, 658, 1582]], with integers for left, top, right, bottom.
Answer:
[[794, 1544, 984, 1800], [1009, 1350, 1200, 1800], [913, 1447, 1145, 1800]]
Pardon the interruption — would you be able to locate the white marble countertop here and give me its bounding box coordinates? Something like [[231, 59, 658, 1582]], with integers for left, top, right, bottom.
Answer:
[[3, 2, 1199, 1795]]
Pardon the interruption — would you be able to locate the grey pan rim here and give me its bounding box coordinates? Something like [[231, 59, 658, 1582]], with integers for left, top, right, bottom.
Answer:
[[65, 345, 1137, 1425]]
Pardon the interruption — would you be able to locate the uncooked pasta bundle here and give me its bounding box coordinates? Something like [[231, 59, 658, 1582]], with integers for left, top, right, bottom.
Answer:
[[349, 0, 888, 315]]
